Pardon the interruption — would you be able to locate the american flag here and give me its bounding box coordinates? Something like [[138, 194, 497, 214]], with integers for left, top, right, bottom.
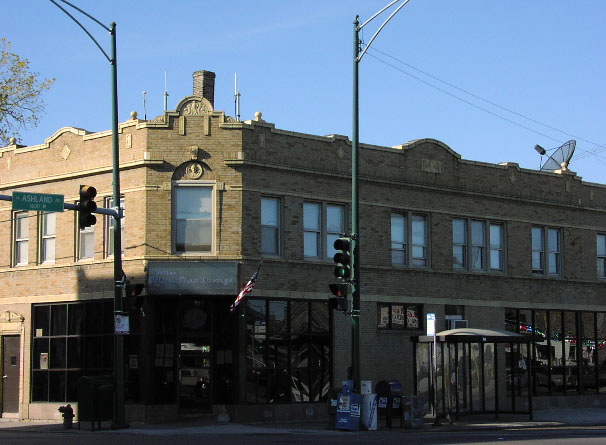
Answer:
[[230, 265, 261, 312]]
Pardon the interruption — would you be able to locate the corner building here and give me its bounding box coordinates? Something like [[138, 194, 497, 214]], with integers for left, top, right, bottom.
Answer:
[[0, 70, 605, 421]]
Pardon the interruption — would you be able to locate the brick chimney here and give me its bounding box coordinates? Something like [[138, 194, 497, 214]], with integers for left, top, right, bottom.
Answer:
[[193, 70, 216, 107]]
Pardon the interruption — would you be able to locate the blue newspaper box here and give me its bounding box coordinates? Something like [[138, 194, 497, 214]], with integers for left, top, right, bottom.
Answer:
[[336, 380, 361, 431]]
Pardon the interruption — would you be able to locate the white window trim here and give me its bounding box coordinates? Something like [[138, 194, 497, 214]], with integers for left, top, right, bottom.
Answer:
[[261, 196, 282, 257], [13, 211, 29, 267], [391, 211, 429, 268], [452, 217, 505, 273], [39, 211, 56, 264], [172, 180, 216, 256], [303, 201, 346, 261], [532, 226, 562, 276], [105, 196, 125, 258], [598, 233, 606, 279]]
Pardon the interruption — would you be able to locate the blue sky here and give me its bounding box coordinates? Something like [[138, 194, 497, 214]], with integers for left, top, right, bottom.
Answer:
[[4, 1, 605, 184]]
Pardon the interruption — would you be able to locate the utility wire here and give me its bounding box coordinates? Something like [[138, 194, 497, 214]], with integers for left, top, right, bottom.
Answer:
[[367, 46, 606, 161]]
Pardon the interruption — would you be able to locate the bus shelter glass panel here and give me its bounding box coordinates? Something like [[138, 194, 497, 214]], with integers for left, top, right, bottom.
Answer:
[[483, 344, 495, 411], [598, 313, 606, 394], [416, 342, 431, 413]]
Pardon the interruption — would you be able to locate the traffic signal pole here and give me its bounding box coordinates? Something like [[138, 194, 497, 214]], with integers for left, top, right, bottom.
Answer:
[[352, 1, 410, 394], [352, 17, 361, 392]]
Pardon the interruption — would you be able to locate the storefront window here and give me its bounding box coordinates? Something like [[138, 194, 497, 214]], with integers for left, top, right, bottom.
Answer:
[[245, 299, 331, 404]]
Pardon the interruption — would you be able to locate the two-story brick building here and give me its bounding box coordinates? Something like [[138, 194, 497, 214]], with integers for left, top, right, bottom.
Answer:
[[0, 70, 605, 422]]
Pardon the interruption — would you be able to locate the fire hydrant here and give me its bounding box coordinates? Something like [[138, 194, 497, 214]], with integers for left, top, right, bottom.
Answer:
[[58, 404, 74, 429]]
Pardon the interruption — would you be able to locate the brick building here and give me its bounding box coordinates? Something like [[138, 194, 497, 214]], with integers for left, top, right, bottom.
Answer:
[[0, 70, 605, 421]]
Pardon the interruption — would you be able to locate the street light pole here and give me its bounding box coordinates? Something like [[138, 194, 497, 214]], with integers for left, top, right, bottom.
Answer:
[[49, 1, 126, 428], [352, 0, 411, 394]]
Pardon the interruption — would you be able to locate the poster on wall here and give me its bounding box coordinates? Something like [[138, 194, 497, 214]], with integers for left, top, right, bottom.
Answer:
[[40, 353, 48, 370]]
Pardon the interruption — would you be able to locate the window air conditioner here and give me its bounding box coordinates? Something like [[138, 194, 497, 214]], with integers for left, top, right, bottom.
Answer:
[[452, 319, 469, 329]]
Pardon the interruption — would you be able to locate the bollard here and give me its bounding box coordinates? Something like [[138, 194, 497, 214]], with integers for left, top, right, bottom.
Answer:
[[58, 404, 75, 429]]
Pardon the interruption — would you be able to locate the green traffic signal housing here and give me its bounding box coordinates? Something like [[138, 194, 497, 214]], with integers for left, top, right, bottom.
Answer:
[[328, 283, 348, 312], [78, 185, 97, 230], [333, 237, 352, 280]]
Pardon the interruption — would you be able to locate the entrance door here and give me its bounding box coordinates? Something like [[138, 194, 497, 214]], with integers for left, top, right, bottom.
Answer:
[[2, 336, 20, 414], [179, 338, 211, 411]]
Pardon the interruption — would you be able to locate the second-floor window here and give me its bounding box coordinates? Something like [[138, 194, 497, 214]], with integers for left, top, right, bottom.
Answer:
[[174, 183, 213, 253], [532, 226, 561, 275], [14, 212, 29, 266], [597, 234, 606, 278], [453, 218, 504, 271], [105, 197, 125, 257], [391, 212, 428, 267], [40, 212, 55, 263], [261, 197, 280, 256], [303, 202, 344, 259], [78, 224, 94, 260]]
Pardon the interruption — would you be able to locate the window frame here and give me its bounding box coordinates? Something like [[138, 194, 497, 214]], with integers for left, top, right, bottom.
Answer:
[[13, 211, 29, 267], [391, 211, 429, 268], [452, 217, 505, 273], [261, 196, 281, 257], [377, 302, 423, 331], [172, 181, 216, 255], [39, 211, 56, 264], [105, 196, 125, 258], [532, 226, 562, 276], [303, 201, 346, 260], [598, 234, 606, 279]]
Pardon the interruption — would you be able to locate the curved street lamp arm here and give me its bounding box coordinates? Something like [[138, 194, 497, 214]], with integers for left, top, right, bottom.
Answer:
[[49, 0, 112, 63], [358, 0, 412, 62]]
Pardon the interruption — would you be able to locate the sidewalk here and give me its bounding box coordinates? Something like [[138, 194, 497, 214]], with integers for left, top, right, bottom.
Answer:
[[1, 408, 605, 435]]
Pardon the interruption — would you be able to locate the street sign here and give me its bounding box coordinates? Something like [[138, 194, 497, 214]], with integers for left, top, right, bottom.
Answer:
[[426, 313, 436, 336], [12, 192, 64, 212], [115, 313, 130, 335]]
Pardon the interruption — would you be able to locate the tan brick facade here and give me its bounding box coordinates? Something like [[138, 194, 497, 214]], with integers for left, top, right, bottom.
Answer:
[[1, 71, 605, 421]]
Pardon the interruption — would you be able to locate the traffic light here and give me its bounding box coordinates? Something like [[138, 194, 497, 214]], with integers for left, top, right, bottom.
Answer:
[[125, 282, 145, 315], [329, 283, 348, 312], [333, 237, 352, 281], [78, 185, 97, 230]]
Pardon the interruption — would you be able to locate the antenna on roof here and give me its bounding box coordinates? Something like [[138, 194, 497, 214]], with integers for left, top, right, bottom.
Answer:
[[534, 140, 576, 172], [142, 91, 147, 120], [235, 72, 241, 122], [163, 70, 169, 112]]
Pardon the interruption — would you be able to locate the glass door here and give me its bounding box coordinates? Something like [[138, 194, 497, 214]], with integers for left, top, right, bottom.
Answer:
[[179, 338, 211, 411]]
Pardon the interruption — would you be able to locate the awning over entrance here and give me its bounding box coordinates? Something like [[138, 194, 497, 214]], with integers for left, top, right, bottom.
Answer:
[[413, 328, 533, 422]]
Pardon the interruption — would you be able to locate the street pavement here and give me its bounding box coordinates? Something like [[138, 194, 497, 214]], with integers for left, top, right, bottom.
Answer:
[[0, 408, 605, 436]]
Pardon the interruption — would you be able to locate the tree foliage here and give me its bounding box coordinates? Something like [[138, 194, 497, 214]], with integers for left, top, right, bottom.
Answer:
[[0, 38, 55, 145]]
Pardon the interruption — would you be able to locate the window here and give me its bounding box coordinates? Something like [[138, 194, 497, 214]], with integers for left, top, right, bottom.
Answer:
[[598, 234, 606, 278], [174, 183, 213, 253], [105, 197, 125, 257], [531, 227, 544, 272], [245, 299, 331, 403], [303, 202, 345, 259], [261, 197, 280, 255], [471, 220, 485, 270], [452, 219, 466, 269], [326, 205, 344, 259], [40, 212, 56, 263], [532, 226, 561, 275], [489, 224, 504, 271], [78, 225, 94, 260], [453, 218, 504, 272], [391, 212, 428, 267], [377, 303, 422, 330], [303, 203, 321, 258], [14, 212, 29, 266], [391, 214, 407, 265]]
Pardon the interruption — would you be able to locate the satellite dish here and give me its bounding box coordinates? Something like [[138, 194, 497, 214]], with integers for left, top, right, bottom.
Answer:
[[540, 140, 576, 172]]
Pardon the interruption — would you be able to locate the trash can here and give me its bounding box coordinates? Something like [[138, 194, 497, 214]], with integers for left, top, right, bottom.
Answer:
[[402, 395, 424, 428], [375, 380, 403, 428], [77, 375, 114, 430], [327, 388, 341, 429]]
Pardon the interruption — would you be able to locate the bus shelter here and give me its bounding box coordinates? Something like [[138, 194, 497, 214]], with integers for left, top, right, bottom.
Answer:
[[412, 328, 533, 421]]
